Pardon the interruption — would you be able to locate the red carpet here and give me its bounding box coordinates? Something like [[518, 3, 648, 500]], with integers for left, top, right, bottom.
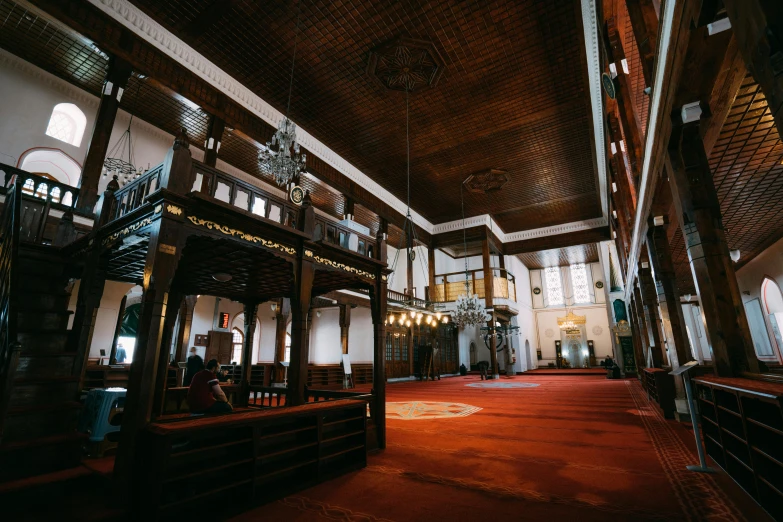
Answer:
[[231, 375, 766, 522]]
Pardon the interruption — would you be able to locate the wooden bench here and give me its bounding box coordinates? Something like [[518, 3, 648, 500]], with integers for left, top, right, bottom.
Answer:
[[162, 384, 241, 414], [134, 400, 368, 520]]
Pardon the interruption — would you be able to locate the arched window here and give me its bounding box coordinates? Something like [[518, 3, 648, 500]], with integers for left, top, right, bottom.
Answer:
[[759, 278, 783, 362], [19, 148, 81, 187], [232, 327, 244, 363], [45, 103, 87, 147]]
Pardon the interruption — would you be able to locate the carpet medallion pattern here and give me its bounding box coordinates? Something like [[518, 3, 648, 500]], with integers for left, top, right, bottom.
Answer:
[[465, 382, 540, 388], [385, 401, 481, 420]]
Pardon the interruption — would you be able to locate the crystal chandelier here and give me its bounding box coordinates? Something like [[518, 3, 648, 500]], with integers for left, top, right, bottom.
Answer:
[[259, 117, 306, 186], [258, 1, 306, 187], [454, 291, 490, 329], [558, 309, 586, 330]]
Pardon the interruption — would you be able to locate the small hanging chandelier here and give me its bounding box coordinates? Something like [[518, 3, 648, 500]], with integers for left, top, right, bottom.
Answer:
[[259, 0, 306, 186], [453, 181, 490, 329], [558, 308, 586, 330], [103, 79, 146, 185]]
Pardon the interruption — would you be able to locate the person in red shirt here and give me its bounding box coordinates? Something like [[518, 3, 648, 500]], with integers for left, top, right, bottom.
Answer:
[[187, 359, 233, 414]]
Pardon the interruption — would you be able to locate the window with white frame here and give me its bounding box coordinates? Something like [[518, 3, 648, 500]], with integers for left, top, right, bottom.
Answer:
[[571, 263, 591, 304], [545, 267, 564, 306], [45, 103, 87, 147]]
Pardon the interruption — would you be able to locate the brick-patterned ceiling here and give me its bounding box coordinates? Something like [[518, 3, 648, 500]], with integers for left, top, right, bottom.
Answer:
[[127, 0, 601, 231]]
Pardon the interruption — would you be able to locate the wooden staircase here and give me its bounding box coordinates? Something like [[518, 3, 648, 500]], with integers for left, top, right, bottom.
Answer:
[[0, 244, 84, 482]]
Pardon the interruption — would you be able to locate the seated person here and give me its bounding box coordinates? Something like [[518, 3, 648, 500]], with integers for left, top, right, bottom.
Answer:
[[187, 359, 233, 415], [184, 347, 204, 386], [603, 356, 614, 368], [217, 367, 231, 383]]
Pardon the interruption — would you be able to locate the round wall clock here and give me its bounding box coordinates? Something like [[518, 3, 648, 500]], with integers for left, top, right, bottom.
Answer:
[[290, 185, 305, 205], [595, 281, 604, 289], [409, 249, 416, 261], [601, 73, 616, 99], [533, 287, 541, 295]]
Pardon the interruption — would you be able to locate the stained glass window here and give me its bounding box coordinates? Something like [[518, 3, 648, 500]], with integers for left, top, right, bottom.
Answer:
[[571, 263, 590, 303], [545, 267, 564, 306]]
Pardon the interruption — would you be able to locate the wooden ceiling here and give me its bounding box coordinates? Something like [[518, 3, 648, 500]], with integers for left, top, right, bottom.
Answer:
[[126, 0, 601, 232], [517, 243, 599, 269]]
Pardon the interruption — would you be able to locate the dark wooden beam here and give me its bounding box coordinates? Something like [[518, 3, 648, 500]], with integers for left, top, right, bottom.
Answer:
[[203, 114, 225, 168], [78, 56, 132, 213], [724, 0, 783, 142], [504, 227, 611, 255], [668, 118, 760, 377], [625, 0, 659, 86]]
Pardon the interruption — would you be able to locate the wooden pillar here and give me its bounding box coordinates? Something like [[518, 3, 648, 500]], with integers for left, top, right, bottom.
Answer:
[[173, 296, 198, 365], [114, 213, 185, 491], [339, 304, 351, 354], [724, 1, 783, 142], [668, 119, 760, 376], [109, 295, 128, 365], [628, 299, 646, 375], [624, 0, 659, 86], [203, 114, 225, 167], [71, 250, 109, 386], [77, 57, 132, 214], [632, 285, 652, 367], [273, 298, 290, 382], [647, 217, 693, 369], [287, 193, 315, 406], [152, 290, 184, 417], [371, 248, 388, 450], [239, 302, 259, 407], [638, 250, 666, 367], [481, 237, 498, 378], [428, 245, 437, 302]]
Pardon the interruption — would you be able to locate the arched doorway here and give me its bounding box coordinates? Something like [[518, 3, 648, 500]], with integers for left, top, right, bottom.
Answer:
[[18, 148, 82, 186], [760, 277, 783, 363]]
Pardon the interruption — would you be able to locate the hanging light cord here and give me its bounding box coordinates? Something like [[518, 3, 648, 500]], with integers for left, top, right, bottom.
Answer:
[[461, 181, 469, 291], [286, 0, 302, 118]]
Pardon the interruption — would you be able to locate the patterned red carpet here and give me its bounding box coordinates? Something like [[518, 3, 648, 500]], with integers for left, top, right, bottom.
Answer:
[[232, 375, 763, 522]]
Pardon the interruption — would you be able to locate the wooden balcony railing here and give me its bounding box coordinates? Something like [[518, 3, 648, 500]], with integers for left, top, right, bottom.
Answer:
[[109, 158, 378, 259], [429, 268, 516, 303]]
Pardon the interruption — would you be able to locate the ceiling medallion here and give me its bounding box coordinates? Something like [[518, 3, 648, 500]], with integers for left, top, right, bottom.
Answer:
[[367, 36, 445, 92], [463, 169, 509, 194]]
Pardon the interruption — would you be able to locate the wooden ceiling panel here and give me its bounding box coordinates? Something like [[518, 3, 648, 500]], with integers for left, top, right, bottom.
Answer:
[[516, 243, 599, 269], [128, 0, 601, 231]]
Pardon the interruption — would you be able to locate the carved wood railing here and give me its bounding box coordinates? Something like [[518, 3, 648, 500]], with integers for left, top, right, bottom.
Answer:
[[112, 162, 164, 219], [0, 177, 21, 443], [0, 164, 87, 244], [248, 385, 287, 408], [430, 268, 516, 302]]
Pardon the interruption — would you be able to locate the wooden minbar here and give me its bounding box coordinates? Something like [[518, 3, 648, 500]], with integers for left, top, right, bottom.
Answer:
[[693, 376, 783, 520], [135, 400, 367, 520]]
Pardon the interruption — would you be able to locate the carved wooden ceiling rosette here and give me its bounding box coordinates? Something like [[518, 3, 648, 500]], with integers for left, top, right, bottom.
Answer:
[[463, 169, 510, 194], [367, 37, 445, 92]]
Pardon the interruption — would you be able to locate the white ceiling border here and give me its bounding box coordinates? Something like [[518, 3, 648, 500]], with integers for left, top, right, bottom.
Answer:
[[87, 0, 608, 244]]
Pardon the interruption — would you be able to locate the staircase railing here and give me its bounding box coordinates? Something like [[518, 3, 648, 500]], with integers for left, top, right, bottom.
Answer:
[[0, 177, 22, 443]]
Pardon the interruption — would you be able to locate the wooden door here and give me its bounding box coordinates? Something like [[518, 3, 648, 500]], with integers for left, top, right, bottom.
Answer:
[[206, 330, 233, 364]]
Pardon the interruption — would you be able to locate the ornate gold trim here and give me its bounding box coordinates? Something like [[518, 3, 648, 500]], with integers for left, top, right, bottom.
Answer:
[[102, 215, 154, 245], [166, 204, 183, 216], [308, 252, 375, 280], [187, 216, 296, 255]]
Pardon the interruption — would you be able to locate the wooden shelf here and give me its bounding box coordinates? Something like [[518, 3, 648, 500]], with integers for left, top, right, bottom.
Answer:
[[136, 400, 367, 518], [694, 377, 783, 521]]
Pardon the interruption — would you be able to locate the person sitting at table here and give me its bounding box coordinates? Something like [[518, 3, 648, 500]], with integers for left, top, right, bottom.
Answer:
[[217, 366, 231, 383], [187, 359, 233, 414], [184, 347, 204, 386]]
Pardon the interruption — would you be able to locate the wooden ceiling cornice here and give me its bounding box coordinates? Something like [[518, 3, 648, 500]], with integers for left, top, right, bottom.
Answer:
[[24, 0, 431, 244]]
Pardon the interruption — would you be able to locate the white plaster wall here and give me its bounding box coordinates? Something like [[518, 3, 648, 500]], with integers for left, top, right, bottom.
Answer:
[[534, 305, 612, 365], [82, 281, 135, 358], [348, 306, 374, 364], [257, 302, 278, 362], [309, 307, 341, 364]]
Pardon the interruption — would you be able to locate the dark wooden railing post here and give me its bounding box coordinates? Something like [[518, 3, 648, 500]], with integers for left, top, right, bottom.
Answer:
[[159, 128, 194, 195], [203, 114, 225, 168], [96, 175, 120, 228]]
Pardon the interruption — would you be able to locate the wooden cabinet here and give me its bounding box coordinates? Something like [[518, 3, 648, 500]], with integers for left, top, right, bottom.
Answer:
[[135, 401, 367, 519], [694, 377, 783, 521], [205, 330, 233, 364], [642, 368, 676, 419]]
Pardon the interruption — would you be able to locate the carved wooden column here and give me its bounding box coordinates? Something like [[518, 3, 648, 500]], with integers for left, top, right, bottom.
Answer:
[[427, 244, 437, 302], [481, 237, 498, 378], [646, 217, 693, 369], [273, 298, 290, 382], [632, 285, 652, 367], [287, 193, 315, 406], [628, 299, 646, 374], [173, 296, 198, 365], [203, 114, 225, 167], [239, 302, 259, 407], [70, 249, 110, 387], [638, 250, 666, 367], [668, 118, 760, 376], [339, 304, 351, 355], [152, 290, 184, 417], [371, 228, 388, 449], [724, 1, 783, 142], [78, 57, 132, 214]]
